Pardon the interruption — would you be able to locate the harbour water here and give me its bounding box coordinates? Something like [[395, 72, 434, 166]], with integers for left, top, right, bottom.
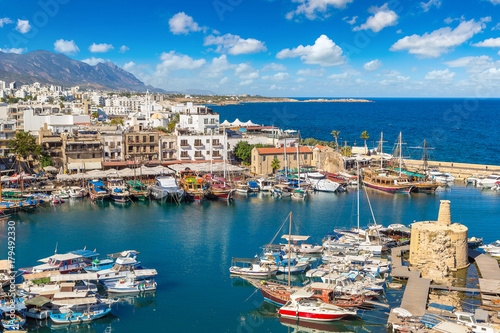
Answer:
[[212, 99, 500, 166], [2, 184, 499, 332]]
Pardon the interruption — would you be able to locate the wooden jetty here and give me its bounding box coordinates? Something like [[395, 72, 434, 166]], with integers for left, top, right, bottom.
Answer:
[[469, 249, 500, 280], [390, 245, 414, 279]]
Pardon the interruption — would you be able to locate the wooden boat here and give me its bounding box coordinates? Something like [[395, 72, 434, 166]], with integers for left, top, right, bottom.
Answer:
[[362, 168, 413, 194], [209, 178, 235, 201], [19, 249, 99, 275], [234, 181, 250, 194], [179, 171, 207, 202], [271, 184, 292, 197], [88, 180, 109, 201], [0, 304, 26, 331], [22, 296, 53, 320], [126, 180, 149, 201], [279, 290, 356, 322], [50, 307, 112, 324], [229, 258, 278, 277]]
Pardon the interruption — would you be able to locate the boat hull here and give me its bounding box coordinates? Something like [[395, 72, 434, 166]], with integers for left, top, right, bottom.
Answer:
[[50, 308, 111, 324], [363, 181, 413, 194], [279, 309, 349, 322]]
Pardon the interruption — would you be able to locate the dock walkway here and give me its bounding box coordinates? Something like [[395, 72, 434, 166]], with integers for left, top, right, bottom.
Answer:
[[390, 245, 414, 279], [469, 249, 500, 280]]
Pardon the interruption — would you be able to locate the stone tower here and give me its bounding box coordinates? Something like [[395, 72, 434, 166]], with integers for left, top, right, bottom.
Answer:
[[409, 200, 468, 283]]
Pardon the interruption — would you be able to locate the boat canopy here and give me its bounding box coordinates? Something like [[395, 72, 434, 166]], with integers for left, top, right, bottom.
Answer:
[[52, 297, 97, 306], [89, 180, 105, 187], [70, 249, 99, 258], [281, 235, 310, 242], [24, 296, 51, 307], [38, 253, 84, 263], [23, 271, 61, 281], [107, 250, 140, 259], [290, 290, 314, 301], [0, 303, 26, 312], [50, 273, 98, 282], [231, 258, 258, 264]]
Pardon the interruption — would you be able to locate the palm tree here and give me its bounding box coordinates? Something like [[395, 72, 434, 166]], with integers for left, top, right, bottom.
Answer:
[[360, 131, 369, 154], [340, 146, 352, 157], [271, 158, 280, 174], [330, 130, 340, 150]]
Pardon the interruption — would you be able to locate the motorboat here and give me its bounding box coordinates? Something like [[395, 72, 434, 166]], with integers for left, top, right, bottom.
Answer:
[[50, 306, 112, 324], [271, 184, 292, 197], [282, 235, 322, 254], [107, 178, 131, 203], [256, 178, 274, 191], [52, 190, 70, 199], [477, 174, 500, 188], [150, 175, 184, 202], [234, 181, 251, 194], [88, 180, 109, 201], [277, 257, 309, 274], [479, 240, 500, 258], [19, 249, 100, 275], [96, 251, 144, 283], [248, 181, 260, 192], [50, 194, 65, 204], [0, 260, 11, 288], [306, 173, 341, 192], [105, 275, 157, 293], [429, 171, 456, 184], [279, 290, 357, 322], [67, 186, 86, 198], [22, 296, 54, 320], [468, 237, 483, 248], [229, 258, 278, 277]]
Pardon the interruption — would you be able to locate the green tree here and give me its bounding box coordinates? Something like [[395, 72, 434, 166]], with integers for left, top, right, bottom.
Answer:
[[40, 153, 52, 168], [59, 102, 64, 110], [340, 146, 352, 157], [154, 126, 168, 133], [8, 131, 43, 160], [271, 158, 280, 174], [167, 113, 180, 133], [360, 131, 369, 154], [110, 118, 124, 125], [233, 141, 266, 165], [59, 96, 66, 101], [330, 130, 340, 150], [91, 111, 99, 118], [0, 98, 5, 103]]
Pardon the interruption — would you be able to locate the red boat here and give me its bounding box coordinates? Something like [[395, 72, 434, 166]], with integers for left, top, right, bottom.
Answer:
[[279, 291, 356, 322]]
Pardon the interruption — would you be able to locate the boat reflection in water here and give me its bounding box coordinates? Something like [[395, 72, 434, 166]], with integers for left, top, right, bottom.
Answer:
[[280, 316, 354, 332], [114, 290, 158, 308]]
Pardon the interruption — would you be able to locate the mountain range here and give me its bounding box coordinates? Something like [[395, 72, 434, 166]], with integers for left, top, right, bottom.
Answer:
[[0, 50, 162, 92]]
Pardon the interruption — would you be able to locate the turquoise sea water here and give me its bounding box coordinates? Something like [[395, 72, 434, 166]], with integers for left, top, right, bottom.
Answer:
[[1, 184, 499, 332], [212, 99, 500, 165]]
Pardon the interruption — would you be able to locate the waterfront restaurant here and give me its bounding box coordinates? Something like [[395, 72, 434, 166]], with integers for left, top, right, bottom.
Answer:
[[251, 146, 313, 175]]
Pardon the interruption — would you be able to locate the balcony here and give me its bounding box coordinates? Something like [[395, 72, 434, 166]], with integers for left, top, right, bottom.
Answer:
[[194, 155, 205, 160], [212, 154, 223, 159], [193, 142, 204, 149], [180, 155, 190, 160]]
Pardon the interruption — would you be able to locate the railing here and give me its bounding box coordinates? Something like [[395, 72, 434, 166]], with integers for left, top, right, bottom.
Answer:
[[194, 155, 204, 160]]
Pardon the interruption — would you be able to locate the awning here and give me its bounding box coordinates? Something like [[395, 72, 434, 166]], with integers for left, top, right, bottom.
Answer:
[[43, 166, 58, 172], [24, 296, 51, 307], [84, 162, 102, 170], [67, 162, 84, 170], [281, 235, 310, 242]]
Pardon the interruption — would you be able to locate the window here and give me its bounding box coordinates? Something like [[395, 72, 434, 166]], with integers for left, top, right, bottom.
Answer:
[[195, 151, 203, 158], [194, 139, 202, 147], [77, 154, 80, 159], [105, 141, 108, 146], [135, 136, 139, 142], [274, 155, 277, 159], [188, 117, 193, 124], [118, 142, 121, 146], [150, 146, 154, 152], [143, 146, 146, 152], [210, 118, 215, 124], [150, 135, 154, 142], [129, 146, 133, 152], [204, 118, 208, 124], [169, 142, 173, 149], [181, 151, 188, 158], [213, 139, 219, 145], [206, 139, 210, 143], [206, 151, 210, 155], [294, 155, 296, 160], [143, 136, 146, 142], [263, 156, 266, 162], [92, 154, 95, 158], [180, 139, 188, 147]]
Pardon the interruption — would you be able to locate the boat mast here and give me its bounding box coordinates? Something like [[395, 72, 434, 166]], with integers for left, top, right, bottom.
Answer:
[[297, 131, 300, 187], [288, 212, 292, 288], [398, 132, 402, 177], [223, 131, 227, 184], [210, 130, 213, 175], [357, 161, 360, 241], [423, 138, 428, 173], [284, 131, 287, 178], [380, 131, 383, 169]]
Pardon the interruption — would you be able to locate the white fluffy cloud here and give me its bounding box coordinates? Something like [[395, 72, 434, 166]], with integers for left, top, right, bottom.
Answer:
[[328, 72, 350, 80], [363, 59, 382, 71], [296, 68, 326, 76], [262, 72, 290, 81], [204, 34, 267, 55], [343, 16, 357, 25], [276, 35, 345, 67], [420, 0, 441, 12], [472, 38, 500, 47], [54, 39, 79, 55], [169, 12, 203, 35], [156, 51, 206, 75], [119, 45, 130, 53], [15, 19, 30, 34], [445, 55, 493, 68], [89, 43, 114, 53], [200, 55, 235, 78], [353, 3, 398, 33], [262, 63, 287, 72], [390, 19, 486, 58], [425, 69, 455, 80], [286, 0, 353, 20], [81, 57, 106, 66], [123, 61, 136, 71], [0, 47, 25, 54], [0, 18, 13, 27], [487, 0, 500, 4], [234, 63, 259, 80]]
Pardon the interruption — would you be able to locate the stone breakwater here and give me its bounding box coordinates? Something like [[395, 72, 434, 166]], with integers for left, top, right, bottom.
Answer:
[[404, 159, 500, 179]]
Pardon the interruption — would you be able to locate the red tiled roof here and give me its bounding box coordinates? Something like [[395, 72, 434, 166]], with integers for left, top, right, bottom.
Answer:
[[103, 161, 140, 167], [314, 145, 326, 150], [256, 147, 312, 155]]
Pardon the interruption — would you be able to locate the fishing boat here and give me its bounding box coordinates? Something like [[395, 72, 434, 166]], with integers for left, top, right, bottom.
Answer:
[[279, 290, 356, 322], [107, 178, 131, 203], [282, 235, 323, 254], [52, 189, 70, 199], [88, 180, 109, 201], [22, 296, 54, 320], [0, 304, 26, 331], [234, 181, 250, 194], [150, 175, 184, 202], [95, 251, 147, 283], [229, 258, 278, 277], [105, 275, 157, 293], [50, 194, 65, 204], [271, 184, 292, 197], [291, 188, 307, 200], [0, 260, 11, 288], [179, 171, 207, 202], [208, 178, 235, 201], [126, 180, 149, 201], [19, 249, 100, 275], [50, 306, 112, 324]]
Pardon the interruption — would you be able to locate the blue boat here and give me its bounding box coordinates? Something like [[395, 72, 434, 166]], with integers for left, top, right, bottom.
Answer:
[[84, 258, 115, 273], [0, 303, 26, 331], [50, 307, 112, 324], [88, 180, 109, 201]]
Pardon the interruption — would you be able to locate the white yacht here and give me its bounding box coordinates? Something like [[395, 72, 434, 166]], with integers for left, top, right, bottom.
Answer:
[[476, 174, 500, 188], [96, 251, 144, 283], [150, 175, 184, 201], [306, 173, 340, 192]]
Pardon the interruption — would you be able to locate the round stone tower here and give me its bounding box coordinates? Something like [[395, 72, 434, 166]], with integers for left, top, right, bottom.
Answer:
[[409, 200, 468, 283]]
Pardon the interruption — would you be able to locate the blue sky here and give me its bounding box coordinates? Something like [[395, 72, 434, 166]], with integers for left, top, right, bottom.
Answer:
[[1, 0, 500, 97]]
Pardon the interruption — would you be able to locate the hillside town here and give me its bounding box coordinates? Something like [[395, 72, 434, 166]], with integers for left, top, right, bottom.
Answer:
[[0, 81, 351, 175]]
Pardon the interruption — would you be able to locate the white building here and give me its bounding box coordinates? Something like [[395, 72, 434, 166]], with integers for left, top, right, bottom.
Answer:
[[23, 108, 91, 136], [177, 133, 226, 162], [102, 130, 124, 162], [177, 102, 219, 134]]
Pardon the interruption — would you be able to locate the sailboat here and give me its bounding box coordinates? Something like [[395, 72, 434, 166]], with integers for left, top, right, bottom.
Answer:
[[292, 131, 307, 200]]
